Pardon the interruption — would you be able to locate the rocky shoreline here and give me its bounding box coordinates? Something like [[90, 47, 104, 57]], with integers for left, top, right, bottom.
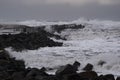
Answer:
[[0, 23, 120, 80], [0, 31, 63, 51], [0, 23, 85, 51], [0, 49, 120, 80]]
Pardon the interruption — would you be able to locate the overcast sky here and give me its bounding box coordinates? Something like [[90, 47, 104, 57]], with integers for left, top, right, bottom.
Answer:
[[0, 0, 120, 21]]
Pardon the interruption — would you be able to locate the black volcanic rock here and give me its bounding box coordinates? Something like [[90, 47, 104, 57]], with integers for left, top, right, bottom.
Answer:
[[0, 49, 25, 80], [79, 71, 98, 80], [0, 31, 63, 51], [104, 74, 115, 80], [55, 62, 81, 80], [51, 24, 85, 33], [0, 50, 10, 60], [0, 49, 117, 80], [116, 77, 120, 80], [97, 60, 106, 66], [83, 63, 93, 71], [95, 74, 115, 80], [63, 73, 84, 80], [73, 61, 81, 71]]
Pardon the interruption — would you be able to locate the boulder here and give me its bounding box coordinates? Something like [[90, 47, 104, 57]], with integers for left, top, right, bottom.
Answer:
[[52, 24, 85, 33], [97, 60, 106, 66], [63, 73, 86, 80], [95, 74, 115, 80], [40, 67, 47, 72], [25, 68, 48, 80], [72, 61, 80, 71], [55, 64, 77, 79], [79, 71, 98, 80], [0, 50, 10, 60], [83, 63, 93, 71], [9, 59, 25, 71], [116, 77, 120, 80], [104, 74, 115, 80], [94, 75, 104, 80], [56, 64, 77, 75]]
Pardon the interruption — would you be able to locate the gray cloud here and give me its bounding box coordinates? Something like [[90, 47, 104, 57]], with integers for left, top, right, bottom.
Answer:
[[17, 0, 120, 6], [0, 0, 120, 21], [1, 0, 120, 6]]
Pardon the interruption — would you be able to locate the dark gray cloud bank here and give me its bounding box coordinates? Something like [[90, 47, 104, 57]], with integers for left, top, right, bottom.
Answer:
[[0, 0, 120, 21]]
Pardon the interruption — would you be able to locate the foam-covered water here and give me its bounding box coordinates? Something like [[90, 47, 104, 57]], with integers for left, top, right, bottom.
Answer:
[[6, 18, 120, 76]]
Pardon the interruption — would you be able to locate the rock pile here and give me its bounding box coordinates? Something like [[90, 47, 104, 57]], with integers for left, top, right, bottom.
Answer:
[[0, 30, 63, 51], [0, 50, 119, 80], [51, 24, 85, 33]]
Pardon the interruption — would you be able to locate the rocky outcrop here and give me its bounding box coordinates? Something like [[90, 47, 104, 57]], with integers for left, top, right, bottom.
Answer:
[[0, 49, 25, 80], [0, 49, 118, 80], [83, 63, 93, 71], [116, 77, 120, 80], [0, 31, 63, 51], [79, 71, 98, 80], [51, 24, 85, 33], [95, 74, 115, 80]]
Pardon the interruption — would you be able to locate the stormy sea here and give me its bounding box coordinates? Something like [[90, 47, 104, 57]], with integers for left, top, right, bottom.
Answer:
[[0, 18, 120, 80]]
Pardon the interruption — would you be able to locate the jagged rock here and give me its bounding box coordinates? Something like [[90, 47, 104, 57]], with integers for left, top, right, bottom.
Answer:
[[95, 74, 115, 80], [51, 24, 85, 33], [0, 49, 117, 80], [0, 32, 63, 51], [72, 61, 81, 71], [0, 58, 25, 75], [55, 61, 81, 80], [0, 49, 26, 79], [103, 74, 115, 80], [79, 71, 98, 80], [97, 60, 106, 66], [9, 59, 25, 71], [63, 73, 87, 80], [116, 77, 120, 80], [56, 61, 80, 77], [40, 67, 47, 72], [56, 64, 77, 75], [25, 68, 49, 80], [83, 63, 93, 71], [94, 75, 104, 80], [0, 50, 10, 60], [55, 64, 78, 80]]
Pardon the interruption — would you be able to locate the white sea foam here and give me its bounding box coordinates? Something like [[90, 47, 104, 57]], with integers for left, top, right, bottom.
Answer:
[[5, 18, 120, 76]]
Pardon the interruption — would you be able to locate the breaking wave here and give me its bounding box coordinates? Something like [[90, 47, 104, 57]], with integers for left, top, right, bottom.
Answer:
[[4, 18, 120, 76]]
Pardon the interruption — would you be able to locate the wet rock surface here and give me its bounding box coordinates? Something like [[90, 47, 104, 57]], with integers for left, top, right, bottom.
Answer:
[[116, 77, 120, 80], [0, 50, 118, 80], [0, 30, 63, 51], [79, 71, 98, 80], [83, 63, 93, 71]]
